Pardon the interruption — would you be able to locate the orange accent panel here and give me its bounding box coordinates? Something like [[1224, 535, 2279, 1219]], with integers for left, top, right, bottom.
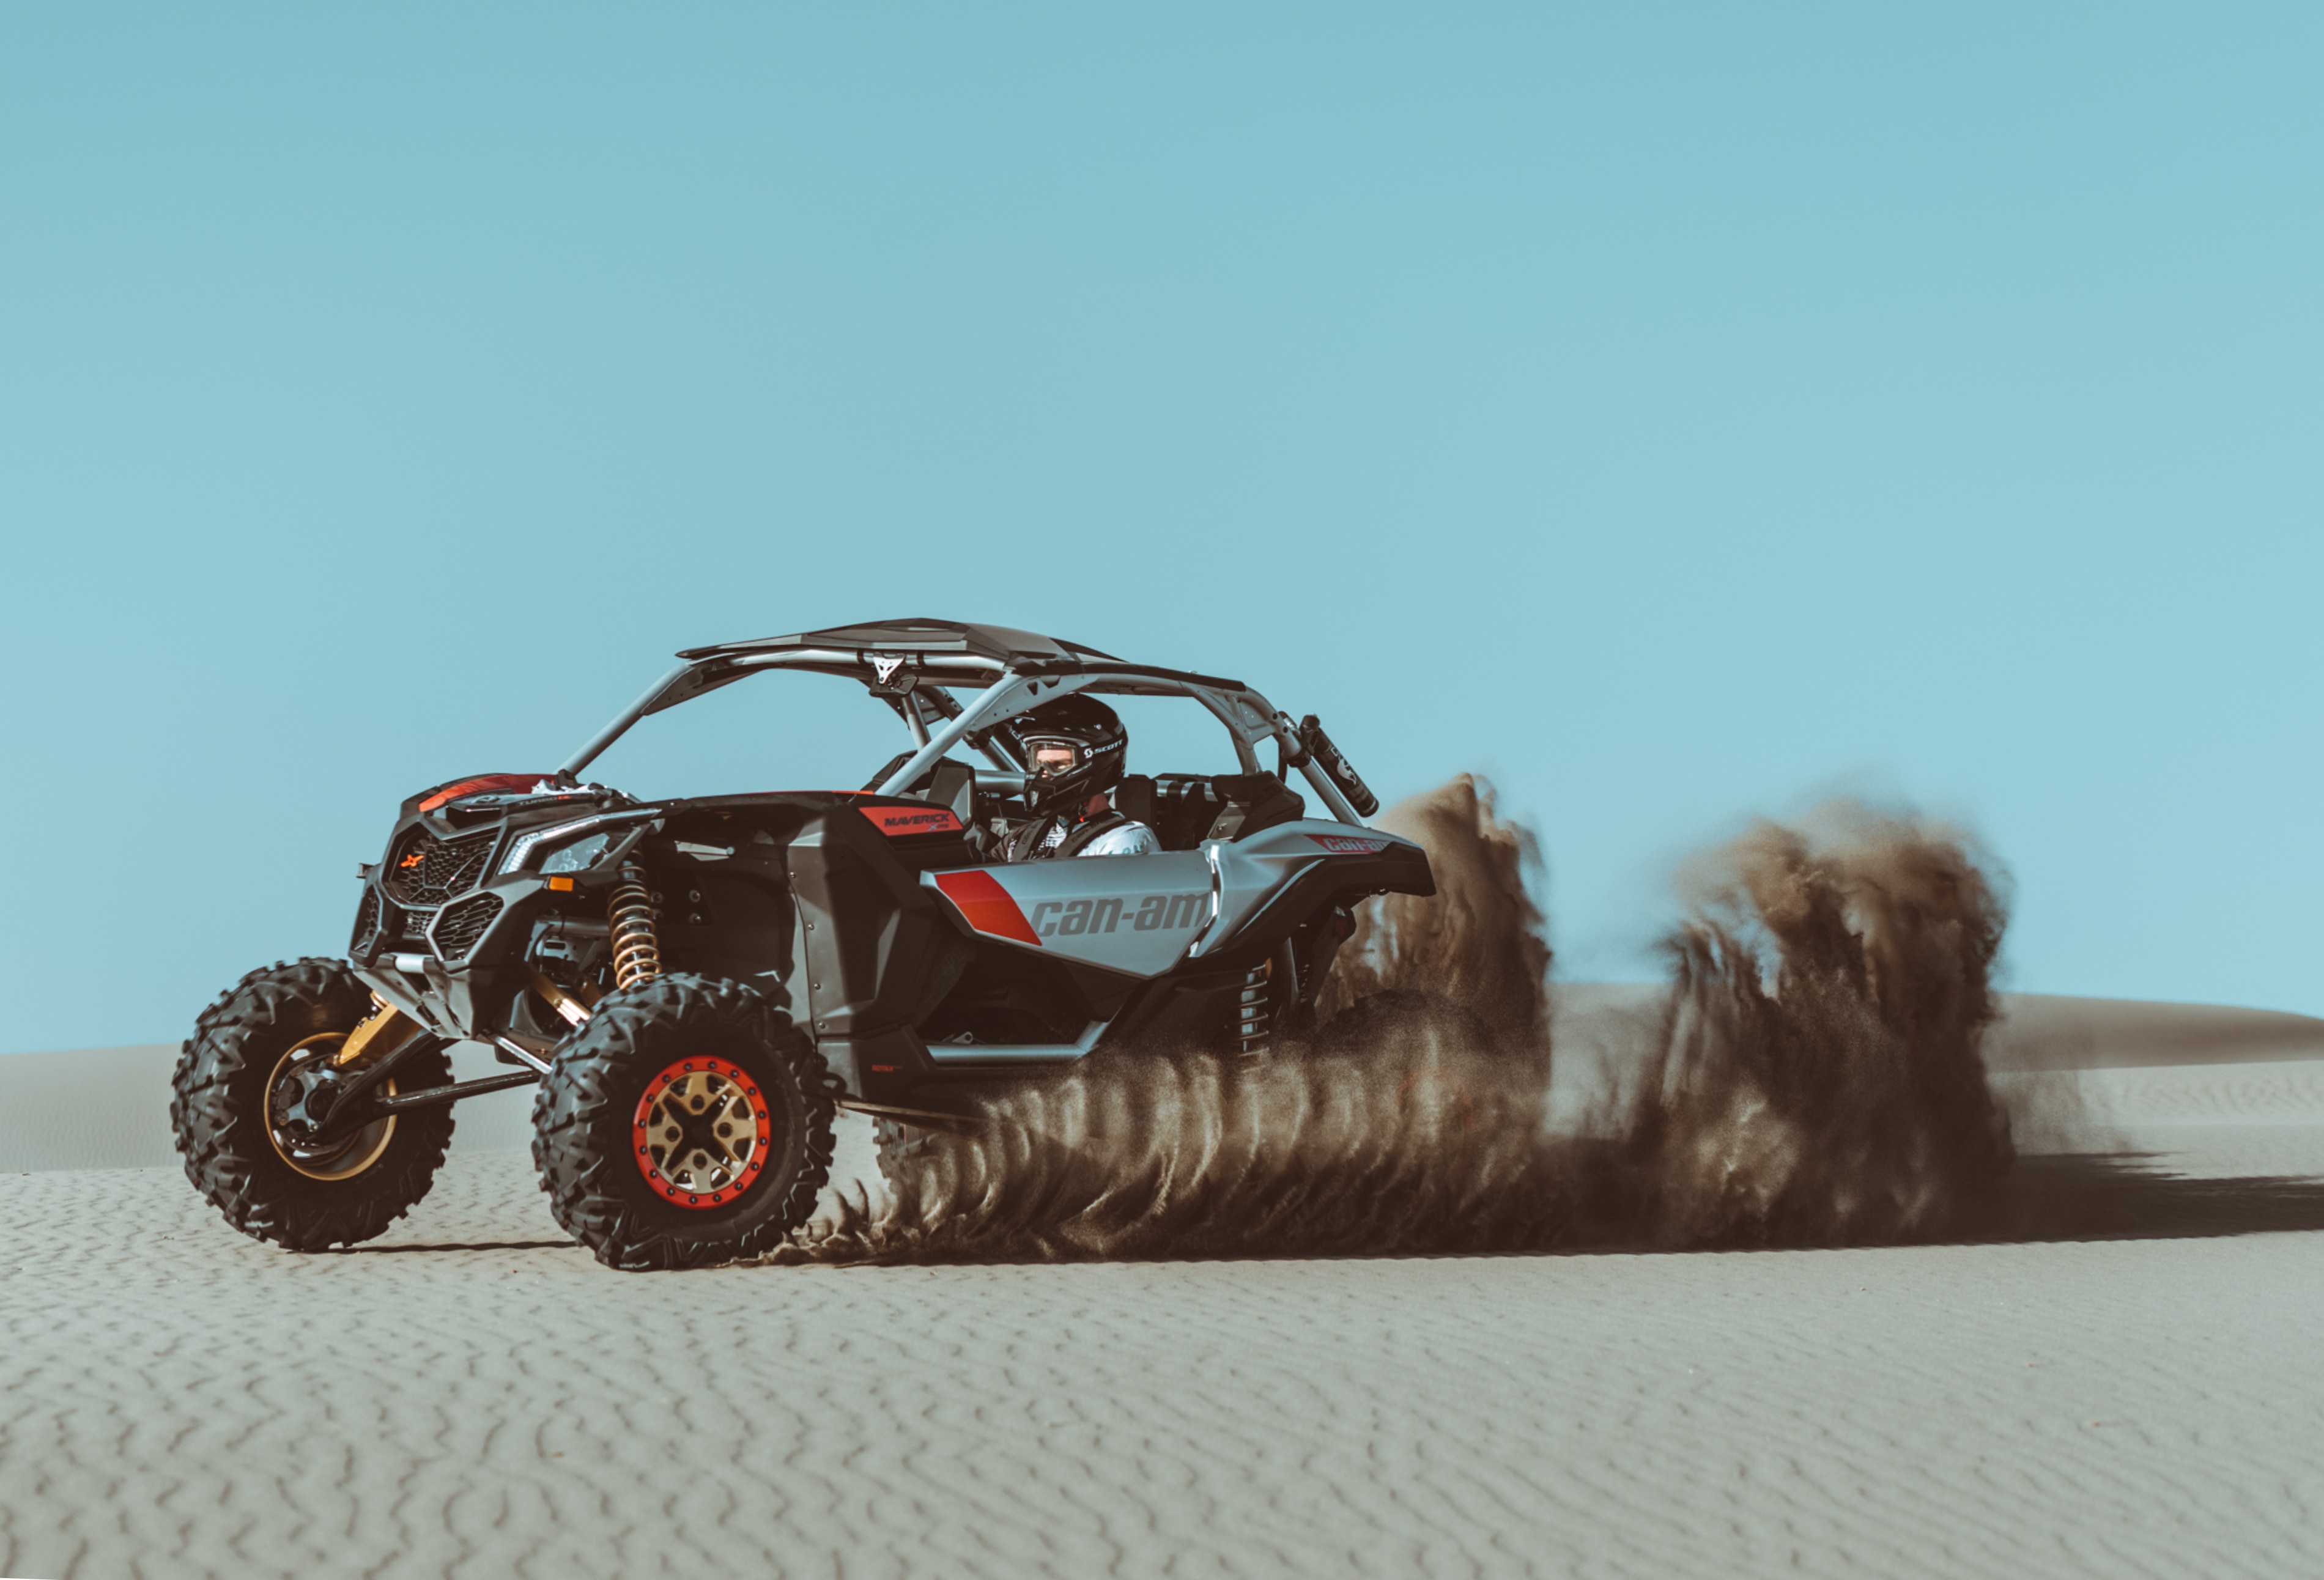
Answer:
[[931, 869, 1043, 947]]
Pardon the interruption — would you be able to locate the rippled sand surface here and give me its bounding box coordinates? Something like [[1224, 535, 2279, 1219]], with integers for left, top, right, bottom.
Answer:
[[4, 1031, 2324, 1578]]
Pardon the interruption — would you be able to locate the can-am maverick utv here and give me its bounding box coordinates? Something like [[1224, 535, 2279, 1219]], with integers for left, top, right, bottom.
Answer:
[[171, 620, 1433, 1270]]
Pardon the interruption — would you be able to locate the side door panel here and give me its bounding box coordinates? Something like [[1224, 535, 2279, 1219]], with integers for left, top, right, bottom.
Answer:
[[923, 852, 1214, 978]]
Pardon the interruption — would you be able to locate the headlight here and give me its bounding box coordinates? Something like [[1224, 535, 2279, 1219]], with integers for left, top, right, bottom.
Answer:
[[503, 817, 624, 876], [542, 833, 611, 874]]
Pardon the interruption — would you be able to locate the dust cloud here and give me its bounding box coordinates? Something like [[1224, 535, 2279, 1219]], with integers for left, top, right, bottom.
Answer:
[[784, 781, 2017, 1263], [1616, 805, 2015, 1245], [1312, 775, 1550, 1047]]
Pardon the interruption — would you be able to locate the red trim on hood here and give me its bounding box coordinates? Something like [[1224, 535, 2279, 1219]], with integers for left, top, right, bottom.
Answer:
[[418, 773, 547, 812]]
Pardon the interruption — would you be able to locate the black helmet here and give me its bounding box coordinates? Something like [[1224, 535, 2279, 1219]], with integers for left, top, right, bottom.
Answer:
[[1012, 693, 1127, 813]]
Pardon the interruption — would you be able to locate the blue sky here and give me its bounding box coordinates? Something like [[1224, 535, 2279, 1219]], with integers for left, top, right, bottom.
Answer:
[[2, 5, 2318, 1053]]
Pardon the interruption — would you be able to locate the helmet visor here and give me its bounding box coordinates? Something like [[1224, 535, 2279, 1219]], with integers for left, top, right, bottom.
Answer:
[[1027, 740, 1082, 778]]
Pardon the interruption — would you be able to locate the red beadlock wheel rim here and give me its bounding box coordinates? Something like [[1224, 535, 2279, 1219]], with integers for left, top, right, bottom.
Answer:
[[632, 1055, 775, 1210]]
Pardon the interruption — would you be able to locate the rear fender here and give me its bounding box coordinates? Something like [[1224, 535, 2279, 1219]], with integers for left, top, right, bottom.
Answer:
[[1192, 820, 1434, 961]]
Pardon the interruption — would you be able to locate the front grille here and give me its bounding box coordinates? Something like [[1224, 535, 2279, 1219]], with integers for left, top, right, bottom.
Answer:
[[394, 906, 438, 950], [384, 829, 497, 904], [350, 889, 380, 956], [434, 894, 503, 960]]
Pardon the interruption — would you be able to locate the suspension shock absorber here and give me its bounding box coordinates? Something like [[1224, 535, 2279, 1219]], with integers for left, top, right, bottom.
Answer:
[[1231, 939, 1301, 1059], [607, 859, 663, 991], [1232, 959, 1273, 1058]]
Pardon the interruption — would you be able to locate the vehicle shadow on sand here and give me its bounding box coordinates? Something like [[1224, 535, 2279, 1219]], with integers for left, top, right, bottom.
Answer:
[[330, 1239, 578, 1255], [302, 1157, 2324, 1264], [1978, 1153, 2324, 1246]]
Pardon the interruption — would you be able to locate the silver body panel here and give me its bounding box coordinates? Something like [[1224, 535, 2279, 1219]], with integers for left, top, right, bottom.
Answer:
[[922, 851, 1215, 976], [921, 819, 1424, 980]]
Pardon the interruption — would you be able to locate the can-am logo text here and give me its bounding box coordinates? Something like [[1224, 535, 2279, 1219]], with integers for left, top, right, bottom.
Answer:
[[1307, 833, 1391, 855], [1029, 893, 1207, 937]]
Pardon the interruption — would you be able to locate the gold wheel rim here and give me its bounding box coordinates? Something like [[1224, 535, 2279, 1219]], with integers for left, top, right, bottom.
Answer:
[[267, 1032, 399, 1182], [632, 1055, 774, 1209]]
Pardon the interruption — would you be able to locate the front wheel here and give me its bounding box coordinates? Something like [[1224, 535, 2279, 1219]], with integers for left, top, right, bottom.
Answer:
[[532, 975, 836, 1271], [171, 958, 456, 1250]]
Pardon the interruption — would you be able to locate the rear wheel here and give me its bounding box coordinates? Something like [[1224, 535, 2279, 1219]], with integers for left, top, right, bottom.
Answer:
[[533, 975, 835, 1271], [171, 958, 456, 1250]]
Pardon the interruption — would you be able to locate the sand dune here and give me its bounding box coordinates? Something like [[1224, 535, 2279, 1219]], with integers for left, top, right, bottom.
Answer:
[[1549, 984, 2324, 1074], [5, 994, 2324, 1578], [1983, 992, 2324, 1070]]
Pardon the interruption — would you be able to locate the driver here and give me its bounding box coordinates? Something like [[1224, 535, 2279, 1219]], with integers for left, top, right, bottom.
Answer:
[[1001, 694, 1159, 860]]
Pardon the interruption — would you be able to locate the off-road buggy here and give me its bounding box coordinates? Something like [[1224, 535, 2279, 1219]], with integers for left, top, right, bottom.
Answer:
[[171, 620, 1434, 1270]]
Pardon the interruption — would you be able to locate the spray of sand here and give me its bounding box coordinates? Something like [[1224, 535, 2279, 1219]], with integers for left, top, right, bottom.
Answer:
[[785, 781, 2015, 1263], [1312, 775, 1550, 1047], [1612, 805, 2014, 1246]]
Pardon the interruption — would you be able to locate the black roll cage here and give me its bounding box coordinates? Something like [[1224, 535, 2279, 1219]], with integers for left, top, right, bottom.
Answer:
[[558, 624, 1369, 825]]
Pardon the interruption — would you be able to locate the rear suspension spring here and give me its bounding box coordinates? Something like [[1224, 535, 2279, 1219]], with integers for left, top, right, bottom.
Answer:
[[607, 860, 663, 991], [1232, 960, 1272, 1058]]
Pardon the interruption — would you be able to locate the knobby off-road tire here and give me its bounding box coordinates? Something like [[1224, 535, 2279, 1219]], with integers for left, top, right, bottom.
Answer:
[[532, 975, 836, 1271], [171, 958, 456, 1251]]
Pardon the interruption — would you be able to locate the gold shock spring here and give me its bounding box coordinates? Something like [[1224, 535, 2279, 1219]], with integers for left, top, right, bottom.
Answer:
[[607, 860, 663, 991], [1232, 959, 1272, 1058]]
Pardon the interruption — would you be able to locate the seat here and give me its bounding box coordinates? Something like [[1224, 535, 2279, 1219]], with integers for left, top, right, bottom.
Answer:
[[1138, 772, 1305, 849], [926, 759, 977, 828], [1201, 772, 1305, 841], [1144, 774, 1224, 849], [1114, 773, 1158, 831]]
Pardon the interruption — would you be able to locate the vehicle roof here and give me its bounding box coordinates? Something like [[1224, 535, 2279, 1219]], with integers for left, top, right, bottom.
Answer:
[[679, 619, 1117, 668], [560, 616, 1348, 810], [675, 618, 1247, 692]]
